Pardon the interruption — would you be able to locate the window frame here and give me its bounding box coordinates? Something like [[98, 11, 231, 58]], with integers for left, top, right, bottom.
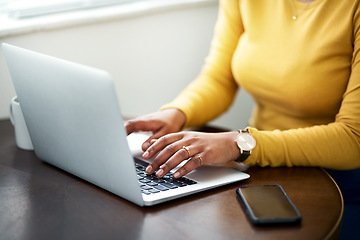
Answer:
[[1, 0, 140, 18]]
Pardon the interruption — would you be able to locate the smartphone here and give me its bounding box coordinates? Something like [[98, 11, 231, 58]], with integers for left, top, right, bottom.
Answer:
[[236, 185, 302, 225]]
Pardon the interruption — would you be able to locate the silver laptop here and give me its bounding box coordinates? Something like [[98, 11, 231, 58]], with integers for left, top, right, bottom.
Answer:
[[2, 43, 250, 206]]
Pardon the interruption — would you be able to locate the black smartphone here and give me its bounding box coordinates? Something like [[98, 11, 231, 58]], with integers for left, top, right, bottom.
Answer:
[[236, 185, 302, 225]]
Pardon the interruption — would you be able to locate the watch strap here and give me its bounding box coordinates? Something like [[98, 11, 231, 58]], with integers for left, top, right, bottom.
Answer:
[[238, 129, 250, 134], [235, 129, 252, 163], [235, 150, 250, 163]]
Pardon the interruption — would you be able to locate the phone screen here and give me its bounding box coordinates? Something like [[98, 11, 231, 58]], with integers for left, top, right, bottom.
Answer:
[[236, 185, 301, 225]]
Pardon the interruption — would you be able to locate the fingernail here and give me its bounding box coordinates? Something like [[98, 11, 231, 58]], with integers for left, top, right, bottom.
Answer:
[[146, 165, 152, 173], [156, 169, 164, 177], [173, 172, 180, 178], [142, 151, 149, 159]]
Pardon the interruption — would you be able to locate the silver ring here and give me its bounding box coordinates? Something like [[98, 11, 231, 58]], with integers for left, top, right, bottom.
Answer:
[[195, 154, 203, 166], [182, 146, 191, 158]]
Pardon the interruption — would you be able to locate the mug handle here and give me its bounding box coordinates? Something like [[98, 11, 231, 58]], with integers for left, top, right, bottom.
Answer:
[[9, 102, 15, 125]]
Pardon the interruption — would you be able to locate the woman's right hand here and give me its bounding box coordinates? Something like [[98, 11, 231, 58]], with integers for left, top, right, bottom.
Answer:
[[124, 108, 186, 151]]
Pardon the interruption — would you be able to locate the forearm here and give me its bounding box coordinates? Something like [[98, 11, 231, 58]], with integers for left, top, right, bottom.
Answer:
[[246, 123, 360, 170], [161, 76, 238, 128]]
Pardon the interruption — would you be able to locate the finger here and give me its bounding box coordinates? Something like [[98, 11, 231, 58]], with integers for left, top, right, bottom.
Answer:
[[124, 120, 133, 135], [142, 133, 183, 160], [141, 127, 171, 152], [153, 146, 194, 178], [141, 137, 156, 152], [124, 120, 144, 135], [125, 119, 161, 135], [144, 141, 183, 174], [173, 153, 204, 178]]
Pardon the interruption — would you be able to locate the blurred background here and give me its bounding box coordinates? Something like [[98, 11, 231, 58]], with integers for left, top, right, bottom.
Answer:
[[0, 0, 254, 130]]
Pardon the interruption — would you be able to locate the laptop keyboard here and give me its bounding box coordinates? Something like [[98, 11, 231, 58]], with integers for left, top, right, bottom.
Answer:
[[135, 159, 197, 195]]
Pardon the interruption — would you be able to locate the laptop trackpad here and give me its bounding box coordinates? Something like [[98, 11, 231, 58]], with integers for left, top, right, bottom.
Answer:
[[186, 164, 248, 182]]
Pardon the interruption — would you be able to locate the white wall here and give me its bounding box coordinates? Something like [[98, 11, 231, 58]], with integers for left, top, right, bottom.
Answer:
[[0, 1, 254, 130]]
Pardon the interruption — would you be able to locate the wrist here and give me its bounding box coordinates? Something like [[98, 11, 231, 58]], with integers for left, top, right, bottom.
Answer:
[[229, 131, 242, 161], [162, 108, 186, 131], [234, 129, 256, 163]]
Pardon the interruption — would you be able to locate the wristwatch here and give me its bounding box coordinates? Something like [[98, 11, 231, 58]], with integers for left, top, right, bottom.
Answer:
[[234, 129, 256, 163]]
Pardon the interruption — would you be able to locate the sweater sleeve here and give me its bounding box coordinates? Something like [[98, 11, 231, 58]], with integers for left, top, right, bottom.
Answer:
[[161, 0, 243, 128], [245, 5, 360, 170]]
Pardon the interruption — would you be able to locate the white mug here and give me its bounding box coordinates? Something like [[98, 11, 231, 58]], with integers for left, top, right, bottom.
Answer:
[[9, 96, 34, 150]]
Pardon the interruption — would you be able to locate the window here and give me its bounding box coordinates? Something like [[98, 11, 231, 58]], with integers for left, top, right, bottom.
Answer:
[[1, 0, 141, 18]]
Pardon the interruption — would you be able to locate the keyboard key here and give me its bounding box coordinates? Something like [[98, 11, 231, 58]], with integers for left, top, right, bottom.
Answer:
[[149, 189, 161, 194], [153, 185, 169, 191], [145, 175, 157, 180], [152, 178, 166, 183], [160, 182, 178, 189], [134, 159, 197, 195], [141, 190, 152, 195], [147, 182, 158, 186], [179, 177, 197, 185], [139, 179, 151, 183], [166, 178, 185, 186]]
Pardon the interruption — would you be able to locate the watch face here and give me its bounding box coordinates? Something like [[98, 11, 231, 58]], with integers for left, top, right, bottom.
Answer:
[[237, 132, 256, 151]]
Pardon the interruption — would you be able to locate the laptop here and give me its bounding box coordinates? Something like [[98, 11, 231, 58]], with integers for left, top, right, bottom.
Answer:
[[2, 43, 250, 206]]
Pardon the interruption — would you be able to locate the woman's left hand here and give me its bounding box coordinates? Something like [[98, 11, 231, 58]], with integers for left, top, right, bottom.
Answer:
[[142, 131, 240, 178]]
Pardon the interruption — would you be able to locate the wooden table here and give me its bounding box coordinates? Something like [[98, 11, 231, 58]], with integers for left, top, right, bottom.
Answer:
[[0, 120, 343, 240]]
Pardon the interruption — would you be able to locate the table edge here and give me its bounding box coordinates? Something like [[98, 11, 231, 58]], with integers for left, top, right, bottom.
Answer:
[[321, 168, 344, 240]]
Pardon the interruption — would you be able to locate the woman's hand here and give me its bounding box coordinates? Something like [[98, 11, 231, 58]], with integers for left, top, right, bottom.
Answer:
[[142, 131, 241, 178], [124, 108, 186, 151]]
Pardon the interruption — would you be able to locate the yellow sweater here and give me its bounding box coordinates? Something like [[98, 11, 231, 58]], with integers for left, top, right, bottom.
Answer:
[[162, 0, 360, 170]]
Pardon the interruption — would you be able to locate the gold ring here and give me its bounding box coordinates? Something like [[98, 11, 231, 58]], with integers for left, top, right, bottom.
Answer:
[[195, 154, 203, 166], [182, 146, 191, 158]]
